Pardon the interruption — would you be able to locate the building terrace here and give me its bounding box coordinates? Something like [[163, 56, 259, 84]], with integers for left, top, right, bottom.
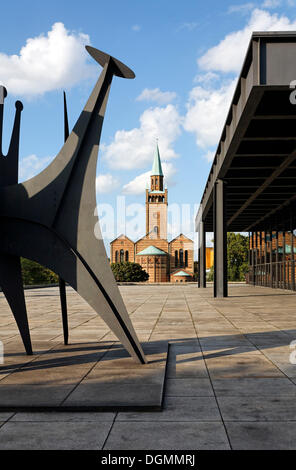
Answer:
[[196, 31, 296, 297]]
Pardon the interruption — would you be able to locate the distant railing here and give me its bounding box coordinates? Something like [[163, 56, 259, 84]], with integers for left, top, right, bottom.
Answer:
[[248, 261, 296, 290]]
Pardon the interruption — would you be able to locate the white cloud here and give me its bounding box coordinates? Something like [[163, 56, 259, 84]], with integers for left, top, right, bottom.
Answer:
[[184, 79, 237, 148], [194, 71, 219, 84], [184, 7, 296, 155], [132, 25, 141, 32], [198, 8, 296, 73], [19, 154, 52, 181], [122, 170, 150, 195], [136, 88, 177, 105], [0, 22, 94, 96], [102, 104, 182, 170], [96, 174, 120, 194], [122, 162, 177, 195], [262, 0, 282, 8], [228, 3, 255, 14], [203, 150, 216, 162]]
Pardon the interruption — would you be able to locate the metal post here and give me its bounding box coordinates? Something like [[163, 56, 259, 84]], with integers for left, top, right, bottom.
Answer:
[[198, 221, 206, 288], [283, 230, 286, 289], [254, 230, 258, 286], [264, 230, 267, 287], [291, 210, 295, 291], [248, 232, 251, 284], [275, 230, 279, 289], [259, 231, 262, 285], [213, 180, 227, 298], [269, 226, 273, 288], [251, 232, 255, 286]]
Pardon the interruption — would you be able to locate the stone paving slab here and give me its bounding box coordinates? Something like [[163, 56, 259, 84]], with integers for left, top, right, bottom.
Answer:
[[225, 422, 296, 450], [116, 396, 221, 422], [104, 422, 230, 450], [212, 377, 296, 396], [10, 411, 116, 422], [218, 396, 296, 421], [166, 378, 214, 397], [1, 284, 296, 449], [0, 339, 168, 411], [0, 421, 112, 450]]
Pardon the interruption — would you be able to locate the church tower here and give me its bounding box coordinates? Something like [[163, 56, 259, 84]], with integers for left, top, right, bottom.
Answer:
[[145, 142, 168, 240]]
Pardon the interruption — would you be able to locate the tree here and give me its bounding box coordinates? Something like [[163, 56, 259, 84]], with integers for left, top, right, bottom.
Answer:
[[193, 260, 198, 281], [227, 232, 249, 281], [111, 262, 149, 282], [205, 232, 249, 282], [21, 258, 59, 285]]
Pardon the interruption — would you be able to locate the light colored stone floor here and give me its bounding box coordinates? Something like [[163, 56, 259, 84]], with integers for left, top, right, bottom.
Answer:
[[1, 283, 296, 449]]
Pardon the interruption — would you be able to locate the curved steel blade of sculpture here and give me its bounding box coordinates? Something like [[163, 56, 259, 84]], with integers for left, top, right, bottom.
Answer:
[[0, 86, 33, 354], [0, 47, 146, 363]]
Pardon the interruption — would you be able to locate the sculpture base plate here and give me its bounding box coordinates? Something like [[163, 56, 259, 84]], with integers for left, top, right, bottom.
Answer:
[[0, 340, 168, 411]]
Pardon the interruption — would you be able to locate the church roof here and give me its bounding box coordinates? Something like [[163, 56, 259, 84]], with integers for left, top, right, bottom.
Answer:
[[172, 270, 191, 277], [110, 234, 134, 244], [151, 142, 163, 176], [136, 245, 167, 256]]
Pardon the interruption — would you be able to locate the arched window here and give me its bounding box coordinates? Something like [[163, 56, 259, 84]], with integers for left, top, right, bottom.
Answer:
[[179, 249, 184, 267], [115, 250, 118, 263], [125, 250, 129, 262], [185, 250, 188, 267], [120, 249, 124, 262], [175, 250, 178, 267]]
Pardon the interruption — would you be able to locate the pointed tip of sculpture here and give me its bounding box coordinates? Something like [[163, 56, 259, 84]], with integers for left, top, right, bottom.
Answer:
[[85, 45, 135, 79]]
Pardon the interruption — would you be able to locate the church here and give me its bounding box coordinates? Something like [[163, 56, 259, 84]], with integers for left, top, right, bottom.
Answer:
[[110, 144, 194, 283]]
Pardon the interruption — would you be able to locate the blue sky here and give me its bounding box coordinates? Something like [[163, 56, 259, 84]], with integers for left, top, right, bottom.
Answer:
[[1, 0, 296, 254]]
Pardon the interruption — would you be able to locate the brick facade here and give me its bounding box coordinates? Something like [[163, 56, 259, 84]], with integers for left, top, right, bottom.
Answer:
[[110, 144, 194, 282]]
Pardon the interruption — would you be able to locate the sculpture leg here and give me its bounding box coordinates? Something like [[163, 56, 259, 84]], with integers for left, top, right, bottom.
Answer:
[[59, 277, 68, 345], [0, 253, 32, 354]]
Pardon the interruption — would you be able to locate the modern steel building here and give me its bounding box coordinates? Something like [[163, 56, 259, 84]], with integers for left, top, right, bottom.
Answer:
[[195, 31, 296, 297]]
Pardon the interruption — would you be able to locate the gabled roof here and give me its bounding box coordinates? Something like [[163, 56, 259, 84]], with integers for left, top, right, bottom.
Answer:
[[135, 234, 168, 244], [151, 142, 163, 177], [110, 234, 135, 244], [136, 245, 167, 256], [169, 233, 194, 244]]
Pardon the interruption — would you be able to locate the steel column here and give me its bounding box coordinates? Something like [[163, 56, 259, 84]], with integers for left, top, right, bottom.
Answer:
[[264, 230, 267, 287], [283, 231, 286, 289], [291, 209, 295, 291], [269, 226, 273, 288], [198, 221, 206, 288], [213, 180, 227, 298], [251, 232, 255, 286], [259, 231, 262, 285], [275, 230, 279, 288]]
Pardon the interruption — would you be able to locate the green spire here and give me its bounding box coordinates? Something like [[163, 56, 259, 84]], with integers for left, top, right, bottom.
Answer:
[[151, 141, 163, 176]]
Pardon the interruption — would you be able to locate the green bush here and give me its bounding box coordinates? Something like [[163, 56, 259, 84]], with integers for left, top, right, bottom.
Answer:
[[111, 262, 149, 282], [21, 258, 59, 285]]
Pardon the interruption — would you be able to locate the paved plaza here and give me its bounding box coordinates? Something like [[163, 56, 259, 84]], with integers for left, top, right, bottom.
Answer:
[[1, 283, 296, 449]]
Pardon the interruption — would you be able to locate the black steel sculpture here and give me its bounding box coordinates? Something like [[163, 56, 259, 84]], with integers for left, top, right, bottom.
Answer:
[[0, 46, 146, 364]]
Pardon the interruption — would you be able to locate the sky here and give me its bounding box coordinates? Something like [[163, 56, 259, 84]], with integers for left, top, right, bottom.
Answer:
[[1, 0, 296, 255]]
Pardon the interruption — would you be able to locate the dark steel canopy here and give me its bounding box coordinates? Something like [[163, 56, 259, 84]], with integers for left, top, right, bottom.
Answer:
[[195, 31, 296, 234]]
